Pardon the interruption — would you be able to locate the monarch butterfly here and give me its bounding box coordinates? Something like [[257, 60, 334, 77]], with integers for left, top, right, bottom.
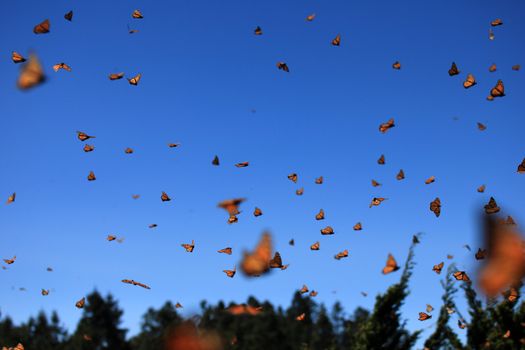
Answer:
[[463, 74, 476, 89], [87, 171, 96, 181], [269, 252, 284, 268], [315, 176, 323, 184], [503, 330, 511, 338], [12, 52, 26, 63], [289, 239, 295, 246], [448, 62, 460, 76], [477, 184, 486, 193], [458, 319, 467, 329], [369, 197, 386, 208], [218, 198, 245, 215], [122, 279, 151, 289], [379, 118, 395, 133], [505, 216, 516, 225], [223, 266, 236, 278], [489, 63, 497, 72], [382, 254, 400, 274], [83, 144, 94, 152], [125, 147, 133, 154], [489, 29, 495, 40], [107, 235, 117, 241], [33, 19, 50, 34], [353, 222, 362, 231], [296, 188, 304, 196], [512, 64, 521, 71], [377, 154, 385, 165], [6, 192, 15, 204], [287, 173, 298, 183], [175, 302, 183, 308], [371, 179, 381, 187], [218, 247, 232, 255], [477, 122, 487, 131], [491, 18, 503, 26], [132, 10, 143, 19], [430, 197, 441, 217], [418, 312, 432, 321], [484, 197, 500, 214], [235, 161, 249, 167], [253, 207, 263, 217], [240, 232, 272, 276], [212, 155, 220, 166], [517, 159, 525, 173], [64, 10, 73, 21], [426, 304, 434, 313], [306, 13, 316, 21], [453, 270, 470, 282], [3, 256, 16, 265], [331, 34, 341, 46], [334, 249, 348, 260], [18, 54, 45, 90], [254, 26, 262, 35], [432, 262, 444, 274], [109, 72, 124, 80], [227, 304, 262, 315], [148, 224, 157, 228], [447, 254, 454, 260], [276, 62, 289, 72], [392, 61, 401, 70], [77, 131, 95, 141], [40, 288, 49, 297], [76, 297, 85, 309], [425, 176, 436, 184], [490, 80, 505, 97], [310, 241, 320, 250], [320, 226, 334, 235], [167, 143, 180, 148], [128, 73, 141, 85], [228, 215, 238, 224], [309, 290, 318, 297], [181, 240, 195, 252], [296, 313, 306, 321], [505, 287, 518, 302], [53, 62, 72, 72], [299, 284, 309, 294], [161, 191, 171, 202], [315, 209, 325, 220], [396, 169, 405, 180]]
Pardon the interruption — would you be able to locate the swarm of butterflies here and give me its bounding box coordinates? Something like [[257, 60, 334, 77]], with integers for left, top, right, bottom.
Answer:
[[6, 8, 525, 348]]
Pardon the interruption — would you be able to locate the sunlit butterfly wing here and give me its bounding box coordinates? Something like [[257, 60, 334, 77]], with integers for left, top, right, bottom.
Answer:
[[17, 54, 45, 90], [382, 254, 399, 274], [33, 19, 50, 34]]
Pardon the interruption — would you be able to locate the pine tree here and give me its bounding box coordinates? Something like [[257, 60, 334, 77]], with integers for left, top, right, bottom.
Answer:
[[312, 304, 336, 350]]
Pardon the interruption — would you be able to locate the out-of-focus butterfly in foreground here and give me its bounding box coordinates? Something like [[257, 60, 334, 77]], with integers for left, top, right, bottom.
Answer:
[[240, 232, 272, 276], [18, 54, 45, 90], [122, 279, 151, 289], [382, 254, 399, 274]]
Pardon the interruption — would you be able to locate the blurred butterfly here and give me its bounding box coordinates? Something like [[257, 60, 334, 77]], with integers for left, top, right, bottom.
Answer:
[[309, 290, 318, 297], [77, 131, 95, 141], [430, 197, 441, 217], [353, 222, 362, 231], [396, 169, 405, 180], [127, 25, 139, 34], [517, 158, 525, 173], [306, 14, 316, 21], [315, 209, 325, 220], [276, 62, 289, 72], [132, 10, 143, 19], [109, 72, 124, 80], [148, 224, 157, 228], [491, 18, 503, 26], [83, 144, 94, 152], [418, 312, 432, 321], [512, 64, 521, 71], [426, 304, 434, 313], [503, 330, 511, 338], [53, 63, 72, 72], [315, 176, 323, 184], [392, 61, 401, 70], [371, 179, 381, 187], [369, 197, 386, 208], [331, 34, 341, 46], [181, 240, 195, 253], [269, 252, 284, 268], [412, 234, 421, 244], [128, 73, 141, 85], [107, 235, 117, 241], [379, 118, 395, 133], [477, 185, 486, 193], [453, 271, 470, 282], [175, 302, 183, 308], [218, 247, 232, 255], [125, 148, 134, 154], [299, 284, 309, 294], [310, 241, 320, 250], [382, 254, 400, 274], [447, 254, 454, 259], [446, 307, 455, 314], [240, 232, 272, 276], [18, 54, 45, 90], [489, 29, 495, 40], [6, 193, 15, 204], [504, 287, 519, 303], [458, 319, 467, 329], [489, 63, 497, 72], [477, 122, 486, 131], [12, 52, 26, 63], [464, 244, 472, 252], [223, 266, 236, 278], [432, 262, 444, 274], [296, 188, 304, 196], [289, 239, 295, 246], [361, 291, 368, 297], [490, 80, 505, 98], [228, 215, 238, 224], [64, 11, 73, 21], [122, 279, 151, 289], [33, 19, 50, 34], [168, 143, 180, 148], [463, 74, 476, 89], [334, 249, 349, 260], [425, 176, 436, 184], [87, 171, 96, 181], [253, 207, 263, 217], [475, 248, 487, 260], [484, 197, 500, 214], [377, 154, 385, 165], [288, 173, 298, 183], [235, 162, 249, 167], [76, 297, 85, 309], [296, 313, 306, 321], [46, 267, 53, 272], [212, 155, 220, 166], [161, 191, 171, 202], [321, 226, 334, 235], [448, 62, 460, 76], [218, 198, 244, 215], [3, 256, 16, 265], [254, 26, 262, 35], [41, 289, 50, 296]]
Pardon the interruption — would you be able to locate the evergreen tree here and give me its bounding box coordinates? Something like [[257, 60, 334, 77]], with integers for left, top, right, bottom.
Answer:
[[312, 304, 336, 350]]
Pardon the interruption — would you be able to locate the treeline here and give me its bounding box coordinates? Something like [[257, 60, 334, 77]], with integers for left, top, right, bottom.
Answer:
[[1, 241, 524, 350]]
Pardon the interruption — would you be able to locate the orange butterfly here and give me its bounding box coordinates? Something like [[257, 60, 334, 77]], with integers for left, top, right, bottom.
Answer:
[[315, 176, 323, 184], [306, 13, 316, 21], [310, 241, 320, 250], [41, 289, 50, 296], [269, 252, 284, 269], [426, 304, 434, 313], [371, 179, 381, 187], [181, 240, 195, 252], [430, 198, 441, 217], [240, 232, 272, 276], [353, 222, 362, 231], [161, 191, 171, 202], [109, 72, 125, 80], [53, 63, 72, 72], [296, 188, 304, 196], [392, 61, 401, 70], [218, 198, 245, 215], [490, 80, 505, 98], [128, 73, 141, 85], [396, 169, 405, 180], [212, 155, 220, 165], [276, 62, 289, 72], [425, 175, 436, 184], [377, 154, 385, 165], [477, 122, 487, 131], [254, 26, 262, 35], [235, 162, 249, 167], [253, 207, 263, 217], [218, 247, 232, 255], [458, 319, 467, 329], [168, 143, 180, 148], [382, 254, 400, 274], [315, 209, 325, 220], [477, 184, 486, 193], [463, 74, 476, 89], [132, 10, 144, 19], [491, 18, 503, 26], [223, 266, 236, 278], [512, 64, 521, 71], [76, 297, 85, 309], [288, 173, 298, 183], [299, 284, 309, 294], [122, 279, 151, 289], [77, 131, 95, 142], [6, 193, 15, 204], [125, 148, 134, 154], [107, 235, 117, 241], [418, 312, 432, 321], [453, 271, 470, 282], [334, 249, 349, 260], [489, 63, 497, 72], [379, 118, 395, 133], [321, 226, 334, 235], [3, 256, 16, 265], [33, 19, 50, 34], [448, 62, 460, 76], [228, 215, 238, 224], [83, 144, 94, 152], [175, 302, 183, 308], [12, 52, 26, 63], [369, 197, 386, 208], [18, 54, 45, 90], [484, 197, 500, 214], [296, 313, 306, 321], [432, 262, 444, 274], [331, 34, 341, 46], [87, 171, 96, 181], [517, 158, 525, 173], [475, 248, 487, 260], [64, 11, 73, 21], [309, 290, 318, 297]]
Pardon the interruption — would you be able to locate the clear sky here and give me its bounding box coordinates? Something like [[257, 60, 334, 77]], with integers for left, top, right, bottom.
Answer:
[[1, 0, 524, 345]]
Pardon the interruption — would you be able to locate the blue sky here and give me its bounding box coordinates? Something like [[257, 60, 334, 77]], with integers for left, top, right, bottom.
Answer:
[[1, 0, 524, 344]]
